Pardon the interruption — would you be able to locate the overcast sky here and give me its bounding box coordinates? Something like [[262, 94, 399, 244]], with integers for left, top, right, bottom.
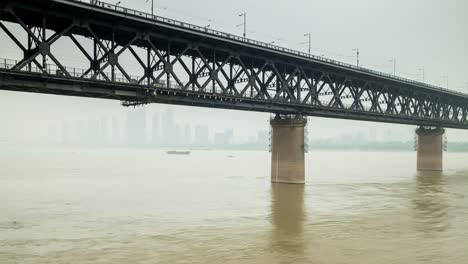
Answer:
[[0, 0, 467, 143]]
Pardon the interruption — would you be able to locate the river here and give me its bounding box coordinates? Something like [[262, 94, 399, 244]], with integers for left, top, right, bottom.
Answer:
[[1, 147, 467, 263]]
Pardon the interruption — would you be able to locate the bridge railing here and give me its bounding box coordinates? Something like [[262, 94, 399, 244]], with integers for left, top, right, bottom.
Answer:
[[0, 58, 227, 92], [0, 58, 141, 83], [64, 0, 467, 98]]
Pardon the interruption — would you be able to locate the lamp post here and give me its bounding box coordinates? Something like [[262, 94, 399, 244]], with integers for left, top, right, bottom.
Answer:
[[352, 48, 360, 67], [238, 12, 247, 38], [442, 75, 449, 89], [389, 58, 396, 76], [145, 0, 156, 15], [304, 33, 311, 56], [418, 68, 425, 83]]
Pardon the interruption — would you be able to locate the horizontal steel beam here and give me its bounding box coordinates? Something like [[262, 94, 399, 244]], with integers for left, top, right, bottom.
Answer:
[[2, 70, 467, 129]]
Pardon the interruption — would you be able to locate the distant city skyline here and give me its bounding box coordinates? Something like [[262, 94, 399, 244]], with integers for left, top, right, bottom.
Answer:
[[2, 100, 466, 150]]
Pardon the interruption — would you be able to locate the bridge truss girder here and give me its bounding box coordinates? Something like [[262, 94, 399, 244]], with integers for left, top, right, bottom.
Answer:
[[0, 1, 467, 129]]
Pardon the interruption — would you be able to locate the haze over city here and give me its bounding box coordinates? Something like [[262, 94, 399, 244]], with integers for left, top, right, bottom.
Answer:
[[1, 0, 468, 263]]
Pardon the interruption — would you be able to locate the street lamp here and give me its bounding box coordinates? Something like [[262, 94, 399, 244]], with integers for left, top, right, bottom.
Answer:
[[146, 0, 155, 16], [116, 1, 121, 6], [442, 75, 449, 89], [237, 12, 247, 38], [418, 68, 425, 83], [204, 19, 213, 30], [352, 48, 360, 67], [389, 58, 396, 76], [304, 33, 311, 56]]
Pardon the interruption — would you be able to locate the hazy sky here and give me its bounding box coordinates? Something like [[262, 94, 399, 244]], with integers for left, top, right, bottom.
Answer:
[[1, 0, 467, 143]]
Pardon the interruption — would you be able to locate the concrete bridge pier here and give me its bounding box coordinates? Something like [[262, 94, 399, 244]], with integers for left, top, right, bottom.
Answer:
[[270, 115, 307, 184], [416, 127, 445, 171]]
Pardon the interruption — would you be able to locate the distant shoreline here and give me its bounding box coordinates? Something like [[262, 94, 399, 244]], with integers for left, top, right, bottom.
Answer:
[[2, 142, 468, 153]]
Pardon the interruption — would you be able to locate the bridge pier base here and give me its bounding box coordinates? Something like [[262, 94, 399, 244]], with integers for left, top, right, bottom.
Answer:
[[416, 127, 445, 171], [270, 115, 307, 184]]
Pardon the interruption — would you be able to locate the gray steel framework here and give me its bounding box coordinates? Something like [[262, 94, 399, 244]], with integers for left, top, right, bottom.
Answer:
[[0, 0, 468, 129]]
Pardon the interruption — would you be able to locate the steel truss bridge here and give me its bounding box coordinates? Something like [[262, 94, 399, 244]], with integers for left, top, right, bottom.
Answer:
[[0, 0, 467, 129]]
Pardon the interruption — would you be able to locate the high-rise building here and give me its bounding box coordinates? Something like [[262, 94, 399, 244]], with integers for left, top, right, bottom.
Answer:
[[174, 123, 181, 146], [125, 107, 147, 146], [214, 129, 233, 147], [152, 113, 160, 146], [100, 117, 108, 145], [183, 124, 191, 146], [194, 124, 210, 146], [88, 119, 100, 146], [76, 120, 87, 145], [111, 116, 120, 145], [161, 108, 175, 146]]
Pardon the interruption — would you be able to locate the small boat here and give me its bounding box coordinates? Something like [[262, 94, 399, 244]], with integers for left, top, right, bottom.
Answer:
[[167, 150, 191, 155]]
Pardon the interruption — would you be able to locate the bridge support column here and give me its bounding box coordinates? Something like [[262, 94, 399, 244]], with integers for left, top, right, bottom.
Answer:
[[270, 115, 307, 184], [416, 127, 445, 171]]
